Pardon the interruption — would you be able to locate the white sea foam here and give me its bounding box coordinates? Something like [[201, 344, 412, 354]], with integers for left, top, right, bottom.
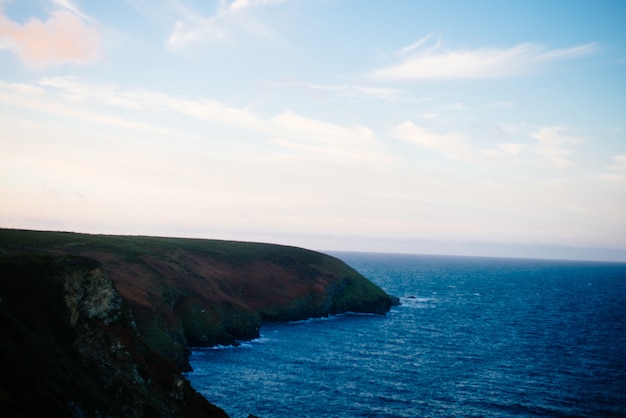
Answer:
[[399, 295, 437, 308]]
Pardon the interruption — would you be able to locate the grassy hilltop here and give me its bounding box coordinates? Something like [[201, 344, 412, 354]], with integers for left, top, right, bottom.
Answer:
[[0, 228, 395, 417]]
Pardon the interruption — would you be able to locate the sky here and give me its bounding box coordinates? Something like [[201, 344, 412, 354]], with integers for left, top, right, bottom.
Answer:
[[1, 0, 625, 261]]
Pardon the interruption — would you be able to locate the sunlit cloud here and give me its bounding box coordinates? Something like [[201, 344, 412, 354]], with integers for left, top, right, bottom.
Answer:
[[0, 7, 101, 69], [369, 38, 597, 80]]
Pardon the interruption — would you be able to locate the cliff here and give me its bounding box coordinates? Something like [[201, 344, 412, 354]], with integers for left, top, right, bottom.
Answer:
[[0, 254, 227, 418], [0, 228, 397, 416]]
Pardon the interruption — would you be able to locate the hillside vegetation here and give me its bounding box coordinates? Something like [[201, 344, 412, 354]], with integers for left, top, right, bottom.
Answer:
[[0, 228, 396, 416]]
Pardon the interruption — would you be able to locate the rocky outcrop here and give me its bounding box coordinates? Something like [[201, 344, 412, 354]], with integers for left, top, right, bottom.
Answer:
[[0, 254, 227, 418]]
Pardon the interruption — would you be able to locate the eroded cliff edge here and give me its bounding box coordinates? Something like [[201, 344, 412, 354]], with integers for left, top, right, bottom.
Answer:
[[0, 228, 397, 416]]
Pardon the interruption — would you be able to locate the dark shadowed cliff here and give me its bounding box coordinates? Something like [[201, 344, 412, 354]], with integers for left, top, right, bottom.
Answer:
[[0, 254, 227, 418], [0, 228, 397, 416]]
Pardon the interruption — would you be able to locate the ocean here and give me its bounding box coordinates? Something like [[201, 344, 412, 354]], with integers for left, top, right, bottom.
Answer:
[[185, 253, 626, 417]]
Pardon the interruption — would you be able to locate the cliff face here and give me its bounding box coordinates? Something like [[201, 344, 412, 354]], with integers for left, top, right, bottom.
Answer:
[[0, 229, 397, 371], [0, 254, 227, 418]]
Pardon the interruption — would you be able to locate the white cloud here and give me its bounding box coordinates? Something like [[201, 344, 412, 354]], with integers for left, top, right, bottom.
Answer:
[[369, 39, 597, 80], [394, 121, 473, 162]]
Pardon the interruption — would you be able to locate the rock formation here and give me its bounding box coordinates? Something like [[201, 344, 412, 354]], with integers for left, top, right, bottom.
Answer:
[[0, 254, 227, 417]]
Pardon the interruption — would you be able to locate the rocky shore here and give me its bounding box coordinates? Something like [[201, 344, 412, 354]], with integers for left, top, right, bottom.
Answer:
[[0, 228, 397, 417]]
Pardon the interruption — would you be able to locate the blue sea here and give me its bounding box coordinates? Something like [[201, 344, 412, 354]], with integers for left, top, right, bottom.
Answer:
[[186, 253, 626, 417]]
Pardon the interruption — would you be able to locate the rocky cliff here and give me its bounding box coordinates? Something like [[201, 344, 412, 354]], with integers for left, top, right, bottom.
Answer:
[[0, 228, 397, 416], [0, 254, 227, 417]]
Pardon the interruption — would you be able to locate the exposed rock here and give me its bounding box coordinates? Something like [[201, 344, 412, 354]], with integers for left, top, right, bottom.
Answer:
[[64, 265, 122, 326]]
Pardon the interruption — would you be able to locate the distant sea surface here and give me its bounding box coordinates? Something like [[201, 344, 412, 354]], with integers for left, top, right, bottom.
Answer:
[[186, 253, 626, 417]]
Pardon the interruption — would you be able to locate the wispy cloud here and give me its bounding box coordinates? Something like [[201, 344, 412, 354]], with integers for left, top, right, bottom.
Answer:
[[0, 4, 102, 69], [369, 36, 597, 80], [396, 33, 438, 56], [128, 0, 285, 54]]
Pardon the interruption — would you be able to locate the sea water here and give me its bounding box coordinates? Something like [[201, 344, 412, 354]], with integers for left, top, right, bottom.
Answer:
[[186, 253, 626, 417]]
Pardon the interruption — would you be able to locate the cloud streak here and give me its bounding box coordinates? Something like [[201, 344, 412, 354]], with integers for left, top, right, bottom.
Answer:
[[0, 8, 101, 69], [370, 39, 597, 80]]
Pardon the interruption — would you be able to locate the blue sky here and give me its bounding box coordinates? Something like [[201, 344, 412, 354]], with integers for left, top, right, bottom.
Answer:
[[1, 0, 625, 261]]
